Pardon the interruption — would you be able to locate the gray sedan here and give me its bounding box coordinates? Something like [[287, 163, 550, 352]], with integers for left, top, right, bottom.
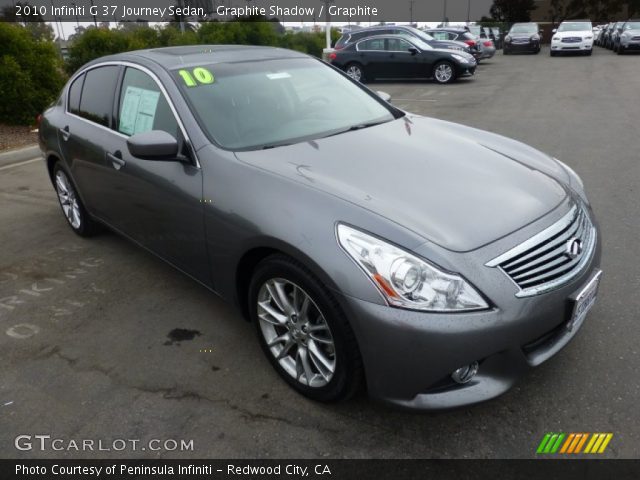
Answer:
[[39, 45, 602, 410]]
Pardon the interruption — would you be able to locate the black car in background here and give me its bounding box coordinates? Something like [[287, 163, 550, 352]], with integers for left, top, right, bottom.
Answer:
[[329, 35, 477, 84], [503, 23, 542, 54], [334, 25, 472, 56], [424, 28, 483, 60]]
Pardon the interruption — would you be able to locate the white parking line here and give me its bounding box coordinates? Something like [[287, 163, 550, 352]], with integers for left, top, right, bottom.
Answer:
[[0, 158, 41, 171]]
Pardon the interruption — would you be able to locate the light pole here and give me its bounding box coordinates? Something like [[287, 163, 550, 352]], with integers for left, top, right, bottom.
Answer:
[[467, 0, 471, 24], [321, 0, 334, 50], [409, 0, 414, 26], [443, 0, 447, 25]]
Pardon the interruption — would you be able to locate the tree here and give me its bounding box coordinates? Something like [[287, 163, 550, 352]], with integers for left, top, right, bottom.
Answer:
[[0, 23, 65, 124], [489, 0, 537, 22]]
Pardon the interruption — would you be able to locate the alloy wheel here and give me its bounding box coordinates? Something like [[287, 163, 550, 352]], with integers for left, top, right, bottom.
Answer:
[[434, 63, 453, 83], [346, 65, 362, 82], [257, 278, 336, 388], [55, 170, 81, 229]]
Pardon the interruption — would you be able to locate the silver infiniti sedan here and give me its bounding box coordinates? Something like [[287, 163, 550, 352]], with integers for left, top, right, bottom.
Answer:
[[38, 46, 602, 410]]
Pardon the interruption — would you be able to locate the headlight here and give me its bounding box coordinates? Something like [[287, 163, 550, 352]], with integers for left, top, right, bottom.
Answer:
[[531, 34, 540, 41], [553, 36, 560, 41], [585, 36, 593, 40], [451, 54, 469, 63], [336, 224, 489, 312], [505, 35, 512, 42]]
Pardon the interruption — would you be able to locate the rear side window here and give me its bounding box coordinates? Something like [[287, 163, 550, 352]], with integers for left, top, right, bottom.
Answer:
[[117, 67, 178, 138], [359, 38, 385, 51], [67, 74, 84, 115], [78, 66, 120, 127]]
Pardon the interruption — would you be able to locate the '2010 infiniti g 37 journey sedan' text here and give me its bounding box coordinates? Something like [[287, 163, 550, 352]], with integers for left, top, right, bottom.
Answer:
[[39, 46, 602, 410]]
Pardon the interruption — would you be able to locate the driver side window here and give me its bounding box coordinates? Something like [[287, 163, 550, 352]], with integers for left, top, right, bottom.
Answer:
[[116, 67, 179, 139]]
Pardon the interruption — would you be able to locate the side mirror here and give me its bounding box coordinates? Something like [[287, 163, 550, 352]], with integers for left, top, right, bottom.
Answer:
[[552, 28, 557, 33], [408, 47, 419, 55], [540, 30, 544, 35], [127, 130, 179, 160], [376, 91, 392, 103]]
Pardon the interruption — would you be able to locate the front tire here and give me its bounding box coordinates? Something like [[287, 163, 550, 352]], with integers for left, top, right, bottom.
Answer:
[[53, 163, 101, 237], [618, 45, 625, 55], [248, 255, 363, 403], [432, 61, 457, 84]]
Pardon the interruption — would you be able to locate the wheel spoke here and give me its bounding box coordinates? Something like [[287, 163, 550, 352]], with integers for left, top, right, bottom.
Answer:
[[258, 300, 287, 325], [276, 339, 296, 360], [267, 332, 290, 348], [308, 340, 335, 374], [273, 280, 294, 314], [299, 295, 310, 318], [297, 347, 314, 385]]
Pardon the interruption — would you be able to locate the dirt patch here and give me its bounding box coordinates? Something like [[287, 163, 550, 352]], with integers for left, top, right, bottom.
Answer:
[[0, 124, 38, 152]]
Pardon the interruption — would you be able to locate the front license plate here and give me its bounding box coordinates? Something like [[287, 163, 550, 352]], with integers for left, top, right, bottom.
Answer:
[[567, 270, 602, 332]]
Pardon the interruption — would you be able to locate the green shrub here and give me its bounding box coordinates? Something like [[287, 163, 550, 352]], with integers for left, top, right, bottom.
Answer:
[[0, 23, 65, 125]]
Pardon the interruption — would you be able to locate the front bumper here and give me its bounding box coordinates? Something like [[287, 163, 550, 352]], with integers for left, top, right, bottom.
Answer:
[[620, 38, 640, 49], [505, 40, 540, 52], [336, 224, 602, 410], [551, 40, 593, 52]]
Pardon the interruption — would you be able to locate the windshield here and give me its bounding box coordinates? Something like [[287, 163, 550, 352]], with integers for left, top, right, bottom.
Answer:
[[558, 22, 592, 32], [624, 22, 640, 30], [511, 24, 538, 34], [175, 58, 396, 150]]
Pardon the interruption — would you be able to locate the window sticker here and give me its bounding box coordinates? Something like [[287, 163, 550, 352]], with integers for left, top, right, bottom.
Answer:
[[119, 86, 160, 135], [178, 67, 215, 87]]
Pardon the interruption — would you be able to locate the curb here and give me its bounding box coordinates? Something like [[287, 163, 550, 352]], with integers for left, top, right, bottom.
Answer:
[[0, 144, 42, 168]]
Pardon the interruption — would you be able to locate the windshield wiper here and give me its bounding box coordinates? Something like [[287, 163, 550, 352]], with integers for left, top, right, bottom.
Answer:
[[321, 120, 390, 139], [261, 142, 293, 150]]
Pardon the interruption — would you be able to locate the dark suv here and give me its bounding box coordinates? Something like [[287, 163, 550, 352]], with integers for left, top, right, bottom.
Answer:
[[334, 25, 471, 55]]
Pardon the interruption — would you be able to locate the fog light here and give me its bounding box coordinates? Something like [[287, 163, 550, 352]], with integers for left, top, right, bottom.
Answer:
[[451, 361, 479, 384]]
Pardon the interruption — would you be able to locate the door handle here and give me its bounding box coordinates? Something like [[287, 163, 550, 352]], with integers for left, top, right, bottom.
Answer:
[[107, 151, 125, 170], [59, 126, 71, 142]]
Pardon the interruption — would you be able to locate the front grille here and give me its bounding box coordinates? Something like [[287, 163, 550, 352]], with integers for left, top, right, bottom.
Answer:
[[486, 205, 596, 297], [562, 37, 582, 43], [632, 36, 640, 41]]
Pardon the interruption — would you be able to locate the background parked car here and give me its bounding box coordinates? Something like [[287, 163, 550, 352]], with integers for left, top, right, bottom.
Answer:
[[334, 25, 472, 56], [616, 20, 640, 54], [503, 23, 542, 54], [329, 35, 476, 84], [550, 20, 594, 56], [605, 22, 623, 49], [595, 23, 610, 46], [424, 28, 484, 60]]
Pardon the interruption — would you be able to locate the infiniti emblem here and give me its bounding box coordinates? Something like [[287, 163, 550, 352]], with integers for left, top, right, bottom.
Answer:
[[566, 238, 583, 259]]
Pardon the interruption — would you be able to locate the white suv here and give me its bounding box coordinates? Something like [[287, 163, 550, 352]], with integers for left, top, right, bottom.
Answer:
[[551, 20, 594, 56]]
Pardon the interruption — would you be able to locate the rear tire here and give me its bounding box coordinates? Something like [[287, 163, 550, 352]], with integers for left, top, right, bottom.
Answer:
[[52, 163, 101, 237], [432, 61, 457, 84], [344, 63, 366, 83], [248, 254, 363, 403]]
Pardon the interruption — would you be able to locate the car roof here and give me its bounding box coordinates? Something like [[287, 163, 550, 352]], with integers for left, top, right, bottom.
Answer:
[[89, 45, 308, 71]]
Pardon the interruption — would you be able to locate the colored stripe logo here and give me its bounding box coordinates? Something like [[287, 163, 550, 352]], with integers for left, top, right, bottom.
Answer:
[[536, 433, 613, 454]]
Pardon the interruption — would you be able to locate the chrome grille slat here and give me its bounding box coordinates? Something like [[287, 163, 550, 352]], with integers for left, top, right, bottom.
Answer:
[[486, 205, 596, 297], [502, 214, 582, 271]]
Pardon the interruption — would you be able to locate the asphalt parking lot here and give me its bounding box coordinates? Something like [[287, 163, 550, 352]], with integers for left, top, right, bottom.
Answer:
[[1, 46, 639, 459]]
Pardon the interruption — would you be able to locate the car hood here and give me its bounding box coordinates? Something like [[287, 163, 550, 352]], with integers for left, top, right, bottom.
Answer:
[[234, 116, 569, 252], [622, 28, 640, 35], [510, 33, 537, 39]]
